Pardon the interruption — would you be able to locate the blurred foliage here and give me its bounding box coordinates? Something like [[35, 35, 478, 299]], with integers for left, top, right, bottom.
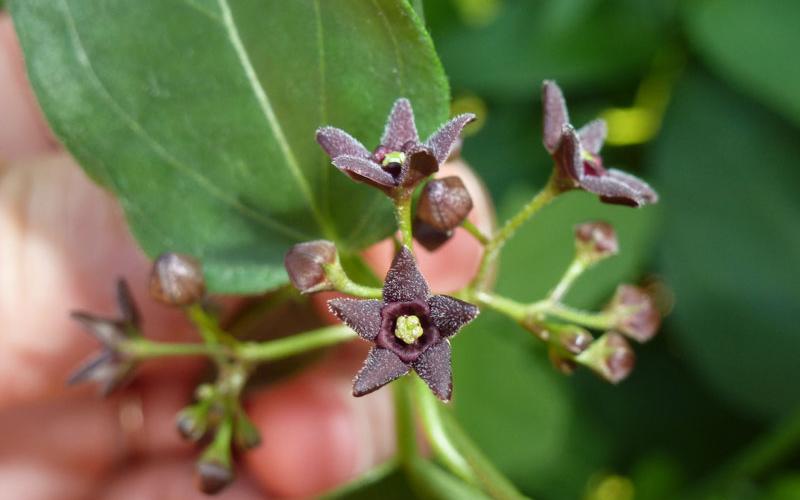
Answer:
[[415, 0, 800, 498]]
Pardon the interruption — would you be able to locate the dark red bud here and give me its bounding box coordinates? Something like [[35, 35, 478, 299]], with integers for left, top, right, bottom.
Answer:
[[548, 347, 577, 375], [412, 218, 453, 251], [196, 459, 234, 495], [284, 240, 337, 293], [417, 176, 473, 231], [577, 332, 635, 384], [556, 326, 593, 355], [607, 285, 661, 342], [149, 253, 205, 306], [176, 405, 209, 442], [575, 221, 618, 261]]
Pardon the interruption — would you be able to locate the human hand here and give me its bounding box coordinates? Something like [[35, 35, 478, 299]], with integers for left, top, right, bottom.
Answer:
[[0, 13, 492, 498]]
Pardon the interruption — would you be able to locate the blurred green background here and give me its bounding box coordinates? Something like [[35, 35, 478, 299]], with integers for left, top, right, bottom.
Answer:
[[401, 0, 800, 499]]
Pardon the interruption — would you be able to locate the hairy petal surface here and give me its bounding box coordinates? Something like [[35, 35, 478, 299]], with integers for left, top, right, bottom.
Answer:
[[426, 113, 475, 164], [332, 155, 396, 189], [542, 80, 570, 153], [381, 98, 418, 150], [554, 125, 583, 181], [382, 247, 430, 303], [353, 347, 410, 396], [327, 298, 383, 341], [582, 169, 659, 207], [413, 340, 453, 402], [427, 295, 479, 338], [316, 126, 369, 159], [578, 119, 608, 155]]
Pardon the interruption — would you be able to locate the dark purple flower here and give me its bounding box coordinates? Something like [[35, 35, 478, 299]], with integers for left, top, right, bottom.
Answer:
[[68, 280, 140, 395], [316, 98, 475, 196], [576, 332, 636, 384], [542, 80, 658, 207], [328, 247, 478, 401], [574, 220, 619, 262], [605, 285, 661, 343]]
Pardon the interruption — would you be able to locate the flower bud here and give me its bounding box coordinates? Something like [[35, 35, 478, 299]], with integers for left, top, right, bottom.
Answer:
[[417, 176, 473, 232], [196, 458, 234, 495], [574, 221, 618, 264], [149, 253, 205, 306], [412, 218, 453, 251], [554, 325, 593, 355], [605, 285, 660, 342], [548, 347, 577, 375], [284, 240, 337, 293], [576, 332, 635, 384], [176, 404, 210, 442], [234, 410, 262, 450]]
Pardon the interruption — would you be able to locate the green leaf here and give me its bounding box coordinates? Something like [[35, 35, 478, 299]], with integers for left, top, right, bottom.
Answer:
[[652, 72, 800, 419], [684, 0, 800, 127], [11, 0, 449, 293]]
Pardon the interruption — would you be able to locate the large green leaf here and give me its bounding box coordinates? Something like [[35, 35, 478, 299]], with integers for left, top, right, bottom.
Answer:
[[684, 0, 800, 127], [11, 0, 449, 292], [652, 72, 800, 419]]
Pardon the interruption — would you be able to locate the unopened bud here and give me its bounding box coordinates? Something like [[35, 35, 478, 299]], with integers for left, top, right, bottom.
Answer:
[[417, 176, 473, 231], [554, 325, 593, 355], [412, 218, 453, 251], [575, 221, 618, 263], [606, 285, 660, 342], [234, 410, 261, 450], [176, 404, 210, 442], [576, 332, 635, 384], [196, 458, 234, 495], [150, 253, 205, 306], [548, 347, 577, 375], [284, 240, 337, 293]]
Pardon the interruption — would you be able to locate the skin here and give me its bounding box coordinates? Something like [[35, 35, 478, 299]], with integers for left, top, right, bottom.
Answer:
[[0, 13, 493, 500]]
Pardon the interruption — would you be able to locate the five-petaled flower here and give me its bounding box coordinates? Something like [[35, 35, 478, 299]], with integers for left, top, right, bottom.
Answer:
[[328, 247, 479, 401], [68, 279, 140, 395], [542, 80, 658, 207], [316, 98, 475, 197]]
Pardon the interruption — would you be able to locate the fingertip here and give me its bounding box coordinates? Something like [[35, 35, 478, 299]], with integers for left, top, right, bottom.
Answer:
[[242, 355, 394, 497]]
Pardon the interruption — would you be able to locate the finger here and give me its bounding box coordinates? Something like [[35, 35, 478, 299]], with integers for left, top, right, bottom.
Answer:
[[362, 158, 494, 293], [0, 153, 204, 408], [0, 378, 196, 475], [0, 14, 58, 163], [242, 344, 395, 498], [99, 458, 263, 500], [0, 459, 94, 500]]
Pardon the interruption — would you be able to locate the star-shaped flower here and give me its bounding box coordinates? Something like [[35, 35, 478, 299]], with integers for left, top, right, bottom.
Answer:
[[542, 80, 658, 207], [316, 98, 475, 196], [68, 279, 140, 395], [328, 247, 479, 401]]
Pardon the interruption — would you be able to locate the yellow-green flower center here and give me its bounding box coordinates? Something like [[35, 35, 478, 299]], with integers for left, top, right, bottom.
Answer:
[[382, 151, 406, 166], [395, 315, 423, 344]]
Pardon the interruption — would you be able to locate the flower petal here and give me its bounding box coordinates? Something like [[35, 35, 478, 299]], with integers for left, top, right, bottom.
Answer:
[[381, 98, 419, 150], [580, 168, 659, 207], [426, 113, 476, 164], [578, 119, 607, 155], [332, 155, 396, 190], [428, 295, 479, 338], [399, 146, 438, 188], [70, 312, 127, 347], [542, 80, 570, 153], [116, 279, 140, 327], [383, 247, 430, 303], [353, 347, 410, 397], [316, 126, 370, 159], [413, 341, 453, 402], [327, 298, 383, 341], [553, 125, 583, 182]]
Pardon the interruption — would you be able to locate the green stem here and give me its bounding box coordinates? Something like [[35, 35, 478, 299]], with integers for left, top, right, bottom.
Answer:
[[394, 376, 418, 468], [324, 261, 383, 299], [474, 291, 527, 322], [462, 219, 490, 245], [471, 175, 560, 291], [126, 339, 219, 358], [238, 325, 355, 362], [547, 256, 589, 303], [187, 304, 237, 346], [532, 302, 614, 330], [412, 375, 474, 485], [395, 194, 414, 249]]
